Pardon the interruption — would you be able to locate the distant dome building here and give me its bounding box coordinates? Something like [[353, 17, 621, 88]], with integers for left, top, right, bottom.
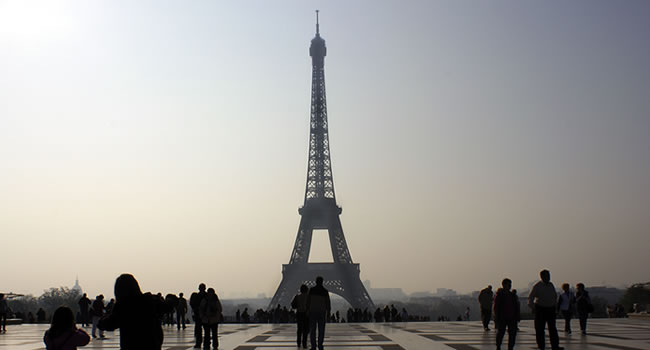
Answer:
[[72, 276, 83, 294]]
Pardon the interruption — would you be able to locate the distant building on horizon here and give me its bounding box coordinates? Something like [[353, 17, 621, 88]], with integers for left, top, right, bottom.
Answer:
[[71, 276, 82, 294], [363, 280, 407, 302]]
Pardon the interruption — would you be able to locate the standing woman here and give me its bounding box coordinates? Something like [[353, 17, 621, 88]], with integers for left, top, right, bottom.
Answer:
[[98, 274, 175, 350], [43, 306, 90, 350], [575, 283, 592, 335], [557, 283, 575, 334], [200, 288, 222, 350]]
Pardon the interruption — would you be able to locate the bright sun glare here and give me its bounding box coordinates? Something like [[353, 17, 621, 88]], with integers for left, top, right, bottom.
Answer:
[[0, 0, 75, 42]]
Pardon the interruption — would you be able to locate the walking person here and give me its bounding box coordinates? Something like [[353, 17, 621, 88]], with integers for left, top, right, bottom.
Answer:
[[199, 288, 222, 350], [478, 285, 494, 331], [493, 278, 520, 350], [575, 283, 593, 335], [557, 283, 575, 334], [291, 284, 310, 348], [98, 273, 176, 350], [43, 306, 90, 350], [190, 283, 207, 348], [0, 293, 9, 333], [307, 276, 331, 350], [90, 295, 105, 339], [77, 293, 91, 327], [177, 292, 187, 330], [528, 269, 563, 350]]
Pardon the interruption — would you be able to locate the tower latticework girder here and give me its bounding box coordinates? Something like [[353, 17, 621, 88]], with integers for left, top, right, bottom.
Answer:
[[269, 12, 374, 311]]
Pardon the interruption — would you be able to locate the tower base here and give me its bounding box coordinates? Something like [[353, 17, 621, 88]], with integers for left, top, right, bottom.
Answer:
[[269, 262, 374, 310]]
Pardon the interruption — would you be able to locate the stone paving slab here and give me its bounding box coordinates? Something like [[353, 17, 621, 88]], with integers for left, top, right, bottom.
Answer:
[[0, 319, 648, 350]]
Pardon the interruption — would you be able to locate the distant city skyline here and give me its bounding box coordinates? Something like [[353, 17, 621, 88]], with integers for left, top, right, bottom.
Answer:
[[1, 1, 649, 301]]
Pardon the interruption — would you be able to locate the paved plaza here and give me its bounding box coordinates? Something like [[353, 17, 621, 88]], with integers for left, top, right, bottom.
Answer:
[[1, 319, 649, 350]]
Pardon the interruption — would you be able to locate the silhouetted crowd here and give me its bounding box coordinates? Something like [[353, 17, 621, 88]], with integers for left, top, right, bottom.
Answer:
[[0, 269, 624, 350]]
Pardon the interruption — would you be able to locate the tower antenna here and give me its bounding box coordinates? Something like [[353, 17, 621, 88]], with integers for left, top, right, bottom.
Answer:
[[316, 10, 320, 35]]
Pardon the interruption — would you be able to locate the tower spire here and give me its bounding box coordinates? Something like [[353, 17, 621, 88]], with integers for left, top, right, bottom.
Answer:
[[316, 9, 320, 35]]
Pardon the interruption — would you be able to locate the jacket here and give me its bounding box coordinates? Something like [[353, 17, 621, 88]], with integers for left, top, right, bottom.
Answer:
[[98, 293, 171, 350], [493, 289, 520, 322], [199, 294, 222, 325], [291, 293, 309, 313], [307, 285, 331, 314], [43, 328, 90, 350], [478, 288, 494, 310]]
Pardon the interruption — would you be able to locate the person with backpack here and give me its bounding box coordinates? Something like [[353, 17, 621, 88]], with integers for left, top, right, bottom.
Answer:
[[493, 278, 520, 350], [291, 284, 309, 348], [575, 283, 593, 335], [478, 285, 494, 331], [199, 288, 222, 350], [190, 283, 207, 348]]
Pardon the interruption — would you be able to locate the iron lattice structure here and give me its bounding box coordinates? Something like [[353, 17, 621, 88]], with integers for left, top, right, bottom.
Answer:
[[269, 12, 374, 311]]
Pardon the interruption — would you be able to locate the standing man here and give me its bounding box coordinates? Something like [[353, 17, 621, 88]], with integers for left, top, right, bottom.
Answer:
[[291, 284, 310, 348], [478, 285, 494, 331], [575, 283, 592, 335], [494, 278, 520, 350], [528, 269, 563, 350], [78, 293, 91, 327], [307, 276, 330, 350], [190, 283, 207, 349], [177, 292, 187, 330]]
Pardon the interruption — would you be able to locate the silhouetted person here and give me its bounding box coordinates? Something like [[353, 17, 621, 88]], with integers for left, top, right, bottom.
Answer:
[[77, 293, 91, 327], [401, 308, 409, 322], [98, 273, 175, 350], [512, 289, 520, 331], [557, 283, 575, 334], [383, 305, 390, 322], [177, 292, 187, 330], [374, 308, 382, 322], [242, 308, 250, 323], [235, 309, 240, 323], [478, 285, 494, 331], [90, 295, 104, 338], [0, 293, 8, 332], [465, 306, 470, 321], [291, 284, 309, 348], [307, 276, 330, 350], [44, 306, 90, 350], [105, 298, 115, 315], [494, 278, 520, 350], [37, 308, 47, 322], [199, 288, 222, 350], [528, 269, 563, 350], [190, 283, 207, 348], [575, 283, 592, 335]]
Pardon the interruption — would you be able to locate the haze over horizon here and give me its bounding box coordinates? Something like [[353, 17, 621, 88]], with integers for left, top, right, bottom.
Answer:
[[1, 1, 649, 301]]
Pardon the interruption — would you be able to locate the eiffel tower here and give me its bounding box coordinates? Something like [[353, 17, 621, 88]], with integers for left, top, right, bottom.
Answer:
[[269, 11, 374, 311]]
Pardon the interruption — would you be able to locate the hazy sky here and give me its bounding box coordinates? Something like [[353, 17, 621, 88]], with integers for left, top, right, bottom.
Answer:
[[1, 1, 649, 300]]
